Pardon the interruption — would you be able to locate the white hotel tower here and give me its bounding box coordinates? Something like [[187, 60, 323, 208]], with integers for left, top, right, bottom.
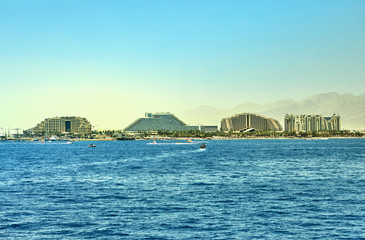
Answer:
[[284, 114, 341, 132]]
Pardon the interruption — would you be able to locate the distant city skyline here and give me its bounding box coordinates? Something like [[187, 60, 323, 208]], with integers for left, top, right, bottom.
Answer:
[[1, 1, 364, 129]]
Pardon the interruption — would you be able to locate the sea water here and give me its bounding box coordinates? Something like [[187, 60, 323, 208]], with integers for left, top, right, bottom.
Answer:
[[0, 139, 364, 239]]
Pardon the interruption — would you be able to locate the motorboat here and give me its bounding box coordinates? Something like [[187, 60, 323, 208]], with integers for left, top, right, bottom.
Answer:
[[200, 144, 206, 149], [87, 144, 96, 147], [49, 136, 57, 141]]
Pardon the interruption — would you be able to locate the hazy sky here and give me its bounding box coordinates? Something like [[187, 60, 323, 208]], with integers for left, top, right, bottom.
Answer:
[[1, 0, 364, 130]]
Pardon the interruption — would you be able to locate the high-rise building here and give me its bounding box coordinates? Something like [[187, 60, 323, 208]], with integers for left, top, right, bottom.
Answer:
[[284, 114, 341, 132], [221, 113, 282, 132], [124, 112, 199, 132], [31, 116, 92, 135]]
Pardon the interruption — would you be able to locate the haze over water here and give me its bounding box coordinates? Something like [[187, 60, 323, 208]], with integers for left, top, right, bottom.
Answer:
[[1, 139, 364, 239]]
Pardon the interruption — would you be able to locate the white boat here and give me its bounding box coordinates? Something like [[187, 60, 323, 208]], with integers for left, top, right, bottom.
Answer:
[[49, 136, 57, 141]]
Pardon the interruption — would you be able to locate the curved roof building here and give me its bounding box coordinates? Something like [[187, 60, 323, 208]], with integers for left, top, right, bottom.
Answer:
[[31, 116, 92, 135], [124, 112, 199, 132], [221, 113, 282, 132]]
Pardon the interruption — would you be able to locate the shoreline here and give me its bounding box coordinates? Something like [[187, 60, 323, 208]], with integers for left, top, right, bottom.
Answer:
[[74, 136, 365, 141], [2, 136, 364, 142]]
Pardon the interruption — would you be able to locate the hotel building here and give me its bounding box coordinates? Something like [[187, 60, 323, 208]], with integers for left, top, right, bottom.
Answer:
[[31, 116, 92, 135], [221, 113, 282, 132], [124, 112, 199, 132], [284, 114, 341, 132], [200, 126, 218, 133]]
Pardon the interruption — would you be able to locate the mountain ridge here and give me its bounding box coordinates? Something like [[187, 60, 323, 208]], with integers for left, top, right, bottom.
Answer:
[[179, 93, 365, 130]]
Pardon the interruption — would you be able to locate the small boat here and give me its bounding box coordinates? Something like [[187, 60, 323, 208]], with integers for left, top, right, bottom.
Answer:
[[49, 136, 57, 141], [200, 144, 206, 149], [147, 140, 158, 145], [87, 144, 96, 147]]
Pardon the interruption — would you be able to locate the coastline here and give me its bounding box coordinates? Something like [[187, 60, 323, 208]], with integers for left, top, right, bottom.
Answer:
[[87, 136, 365, 141], [2, 136, 364, 142]]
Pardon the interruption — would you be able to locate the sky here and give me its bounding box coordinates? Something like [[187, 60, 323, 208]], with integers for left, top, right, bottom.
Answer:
[[0, 0, 364, 130]]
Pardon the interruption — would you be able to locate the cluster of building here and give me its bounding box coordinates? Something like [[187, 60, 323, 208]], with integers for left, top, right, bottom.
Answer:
[[284, 114, 341, 132], [27, 112, 342, 136], [123, 112, 284, 133]]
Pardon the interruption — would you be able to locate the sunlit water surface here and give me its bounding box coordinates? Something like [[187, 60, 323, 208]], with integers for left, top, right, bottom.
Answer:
[[0, 139, 364, 239]]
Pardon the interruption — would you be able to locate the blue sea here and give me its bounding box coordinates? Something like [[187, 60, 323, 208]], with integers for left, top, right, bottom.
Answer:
[[0, 139, 364, 239]]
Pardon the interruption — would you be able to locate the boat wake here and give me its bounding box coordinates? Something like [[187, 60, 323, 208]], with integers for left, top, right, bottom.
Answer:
[[147, 142, 198, 145], [144, 147, 206, 161], [32, 142, 73, 145]]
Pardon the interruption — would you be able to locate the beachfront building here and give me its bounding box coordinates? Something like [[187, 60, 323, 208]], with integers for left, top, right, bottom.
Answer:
[[200, 125, 218, 132], [284, 114, 341, 132], [124, 112, 199, 132], [31, 116, 92, 135], [221, 113, 282, 132]]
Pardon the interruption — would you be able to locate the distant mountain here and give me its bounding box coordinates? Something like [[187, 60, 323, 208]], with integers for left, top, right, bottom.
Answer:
[[180, 93, 365, 130]]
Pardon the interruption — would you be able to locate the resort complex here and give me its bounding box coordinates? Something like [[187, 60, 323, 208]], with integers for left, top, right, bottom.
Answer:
[[2, 111, 359, 141], [124, 112, 199, 132], [30, 116, 92, 135], [284, 114, 341, 132], [220, 113, 282, 132]]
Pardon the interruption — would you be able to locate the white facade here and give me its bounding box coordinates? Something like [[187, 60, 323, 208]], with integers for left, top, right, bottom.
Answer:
[[284, 114, 341, 132]]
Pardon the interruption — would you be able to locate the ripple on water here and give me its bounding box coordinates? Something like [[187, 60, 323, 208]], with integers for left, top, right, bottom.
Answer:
[[0, 139, 364, 239]]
